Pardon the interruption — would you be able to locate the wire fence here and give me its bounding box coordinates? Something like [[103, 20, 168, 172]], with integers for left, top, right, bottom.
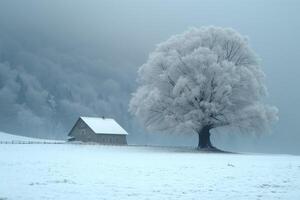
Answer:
[[0, 141, 65, 144]]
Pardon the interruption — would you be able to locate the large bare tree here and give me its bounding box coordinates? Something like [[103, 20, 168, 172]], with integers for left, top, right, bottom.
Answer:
[[129, 27, 278, 149]]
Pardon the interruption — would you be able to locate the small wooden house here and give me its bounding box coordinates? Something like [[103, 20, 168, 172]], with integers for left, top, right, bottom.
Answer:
[[68, 117, 128, 145]]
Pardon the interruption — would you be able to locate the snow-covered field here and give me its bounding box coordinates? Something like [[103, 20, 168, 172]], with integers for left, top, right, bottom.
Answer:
[[1, 142, 300, 200]]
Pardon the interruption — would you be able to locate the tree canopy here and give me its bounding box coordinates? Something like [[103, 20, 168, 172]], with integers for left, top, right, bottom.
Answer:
[[129, 27, 278, 143]]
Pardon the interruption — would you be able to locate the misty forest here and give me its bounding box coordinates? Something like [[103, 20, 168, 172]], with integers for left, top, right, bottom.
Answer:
[[1, 1, 300, 200]]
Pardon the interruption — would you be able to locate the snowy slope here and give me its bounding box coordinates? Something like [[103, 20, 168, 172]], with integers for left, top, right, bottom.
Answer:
[[0, 131, 64, 143], [0, 144, 299, 200]]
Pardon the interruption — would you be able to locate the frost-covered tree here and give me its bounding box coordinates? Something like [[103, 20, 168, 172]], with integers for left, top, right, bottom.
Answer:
[[129, 27, 278, 149]]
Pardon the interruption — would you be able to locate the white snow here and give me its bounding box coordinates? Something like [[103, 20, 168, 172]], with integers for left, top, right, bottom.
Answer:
[[0, 143, 300, 200], [81, 117, 128, 135], [0, 131, 64, 143]]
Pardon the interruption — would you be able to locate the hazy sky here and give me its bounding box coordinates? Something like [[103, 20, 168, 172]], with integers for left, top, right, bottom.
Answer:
[[0, 0, 299, 154]]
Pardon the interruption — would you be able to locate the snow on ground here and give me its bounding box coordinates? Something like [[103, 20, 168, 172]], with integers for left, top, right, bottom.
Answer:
[[0, 131, 64, 143], [0, 144, 300, 200]]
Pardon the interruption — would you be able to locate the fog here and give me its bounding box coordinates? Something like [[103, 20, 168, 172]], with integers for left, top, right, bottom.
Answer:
[[0, 0, 299, 154]]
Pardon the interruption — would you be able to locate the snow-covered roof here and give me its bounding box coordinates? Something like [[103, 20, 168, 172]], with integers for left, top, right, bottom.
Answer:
[[80, 117, 128, 135]]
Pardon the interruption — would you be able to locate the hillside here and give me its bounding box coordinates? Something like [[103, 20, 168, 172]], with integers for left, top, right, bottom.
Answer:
[[0, 131, 64, 143]]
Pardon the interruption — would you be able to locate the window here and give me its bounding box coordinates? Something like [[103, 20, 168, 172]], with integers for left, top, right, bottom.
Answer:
[[79, 121, 85, 129]]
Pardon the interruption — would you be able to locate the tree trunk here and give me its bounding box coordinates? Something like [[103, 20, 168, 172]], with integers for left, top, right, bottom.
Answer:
[[197, 125, 214, 149]]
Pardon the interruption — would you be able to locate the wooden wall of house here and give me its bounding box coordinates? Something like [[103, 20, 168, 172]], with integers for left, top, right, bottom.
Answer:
[[69, 118, 127, 145]]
